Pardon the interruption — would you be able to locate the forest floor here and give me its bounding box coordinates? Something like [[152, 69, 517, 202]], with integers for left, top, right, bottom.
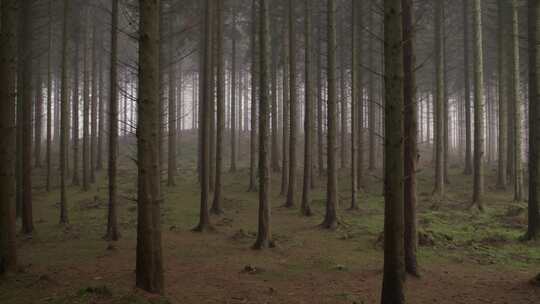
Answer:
[[1, 133, 540, 303]]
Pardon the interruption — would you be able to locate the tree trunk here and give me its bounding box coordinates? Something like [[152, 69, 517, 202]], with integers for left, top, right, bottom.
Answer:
[[402, 0, 418, 277], [368, 2, 376, 172], [381, 0, 405, 302], [527, 0, 540, 240], [472, 0, 485, 210], [20, 0, 34, 234], [46, 0, 53, 192], [433, 0, 445, 200], [83, 11, 90, 192], [105, 0, 120, 241], [248, 0, 258, 192], [211, 0, 225, 215], [72, 12, 81, 187], [34, 67, 42, 169], [0, 0, 18, 274], [230, 8, 238, 173], [280, 24, 290, 196], [253, 0, 273, 250], [285, 0, 297, 208], [136, 0, 164, 293], [496, 0, 508, 189], [301, 0, 313, 217], [59, 0, 70, 224], [350, 0, 362, 209], [90, 21, 98, 183], [510, 0, 523, 202], [167, 10, 177, 187], [317, 12, 324, 177], [194, 0, 213, 232], [321, 0, 338, 229], [463, 0, 473, 176]]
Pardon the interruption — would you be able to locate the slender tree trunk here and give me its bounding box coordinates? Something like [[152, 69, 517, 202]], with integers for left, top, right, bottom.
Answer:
[[339, 16, 347, 170], [46, 0, 53, 192], [136, 0, 164, 293], [321, 0, 338, 229], [97, 43, 105, 171], [403, 0, 418, 277], [526, 0, 540, 240], [105, 0, 120, 240], [301, 0, 313, 217], [230, 8, 238, 173], [271, 32, 280, 173], [496, 0, 508, 189], [433, 0, 445, 200], [211, 0, 225, 215], [34, 68, 42, 169], [350, 0, 361, 209], [280, 25, 290, 196], [285, 0, 298, 208], [194, 0, 213, 232], [317, 14, 324, 177], [0, 0, 18, 273], [510, 0, 524, 202], [59, 0, 70, 224], [248, 0, 258, 192], [167, 11, 177, 187], [72, 13, 81, 187], [83, 11, 90, 192], [463, 0, 473, 175], [90, 22, 98, 184], [381, 0, 405, 302], [253, 0, 273, 250], [472, 0, 485, 210], [368, 2, 376, 172], [20, 0, 33, 234]]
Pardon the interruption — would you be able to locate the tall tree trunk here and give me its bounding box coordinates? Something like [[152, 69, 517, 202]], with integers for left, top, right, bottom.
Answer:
[[317, 12, 324, 177], [20, 0, 34, 234], [97, 42, 105, 171], [211, 0, 225, 215], [230, 7, 238, 173], [285, 0, 298, 208], [72, 12, 81, 187], [381, 0, 405, 302], [339, 16, 347, 170], [82, 11, 90, 192], [321, 0, 338, 229], [271, 30, 280, 173], [167, 10, 177, 187], [59, 0, 70, 224], [433, 0, 445, 200], [0, 0, 18, 273], [194, 0, 213, 232], [253, 0, 273, 250], [368, 2, 376, 172], [496, 0, 508, 189], [526, 0, 540, 240], [136, 0, 164, 293], [510, 0, 524, 202], [350, 0, 362, 209], [90, 21, 98, 184], [301, 0, 313, 217], [472, 0, 485, 210], [280, 24, 290, 196], [402, 0, 418, 277], [463, 0, 473, 175], [105, 0, 120, 240], [247, 0, 258, 192], [46, 0, 53, 192], [34, 68, 42, 169]]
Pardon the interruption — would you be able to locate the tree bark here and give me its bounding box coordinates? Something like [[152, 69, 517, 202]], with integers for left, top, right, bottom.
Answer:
[[82, 11, 90, 192], [167, 9, 177, 187], [496, 0, 508, 189], [194, 0, 213, 232], [253, 0, 273, 250], [527, 0, 540, 240], [510, 0, 523, 202], [433, 0, 445, 200], [0, 0, 18, 274], [105, 0, 120, 240], [136, 0, 164, 293], [59, 0, 70, 224], [211, 0, 225, 215], [285, 0, 297, 208], [472, 0, 485, 210], [463, 0, 473, 176], [301, 0, 313, 217], [321, 0, 338, 229], [248, 0, 258, 192], [403, 0, 418, 277], [90, 21, 98, 183], [350, 0, 362, 209], [230, 7, 238, 173], [280, 24, 290, 196], [381, 0, 405, 302]]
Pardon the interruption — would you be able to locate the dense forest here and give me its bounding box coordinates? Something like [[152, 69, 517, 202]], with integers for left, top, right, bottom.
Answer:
[[0, 0, 540, 303]]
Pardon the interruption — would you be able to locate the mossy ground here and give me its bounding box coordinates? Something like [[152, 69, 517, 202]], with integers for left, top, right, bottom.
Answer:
[[1, 134, 539, 303]]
